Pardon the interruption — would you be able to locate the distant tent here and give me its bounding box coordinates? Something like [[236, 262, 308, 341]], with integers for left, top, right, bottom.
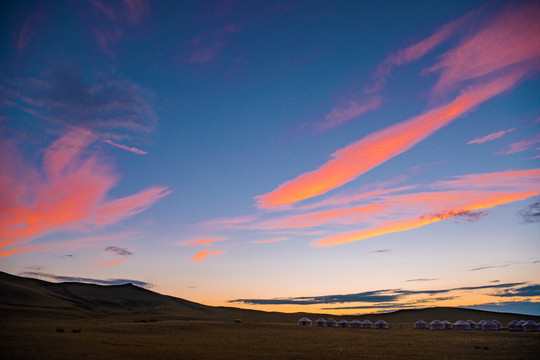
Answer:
[[350, 319, 362, 328], [362, 320, 373, 329], [429, 320, 445, 330], [453, 320, 471, 330], [476, 320, 486, 330], [466, 319, 476, 329], [492, 320, 502, 329], [508, 320, 518, 331], [414, 319, 428, 329], [482, 320, 498, 331], [515, 320, 526, 331], [442, 320, 452, 329], [523, 320, 539, 332], [374, 320, 389, 329], [297, 317, 312, 326], [326, 318, 338, 327], [338, 319, 350, 328], [315, 318, 326, 327]]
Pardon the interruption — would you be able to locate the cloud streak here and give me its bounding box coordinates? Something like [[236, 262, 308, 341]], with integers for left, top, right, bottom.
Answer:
[[257, 73, 525, 208], [467, 128, 515, 144], [94, 257, 126, 268], [105, 246, 133, 256], [0, 128, 171, 255], [103, 140, 148, 155], [190, 250, 224, 262]]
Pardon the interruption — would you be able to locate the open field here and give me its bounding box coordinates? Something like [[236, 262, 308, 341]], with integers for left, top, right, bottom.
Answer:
[[2, 272, 539, 359], [2, 318, 540, 360]]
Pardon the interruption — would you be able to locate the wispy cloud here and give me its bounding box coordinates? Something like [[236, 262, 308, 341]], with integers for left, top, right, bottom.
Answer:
[[19, 271, 152, 288], [90, 0, 150, 53], [519, 201, 540, 223], [257, 73, 527, 209], [405, 278, 438, 282], [94, 257, 126, 268], [314, 96, 382, 133], [183, 238, 227, 246], [103, 140, 148, 155], [314, 169, 540, 247], [496, 134, 540, 155], [370, 249, 391, 253], [470, 259, 540, 272], [494, 284, 540, 298], [188, 23, 241, 64], [17, 10, 46, 52], [190, 250, 224, 262], [105, 246, 133, 256], [0, 128, 171, 255], [230, 282, 524, 306], [252, 237, 287, 244], [467, 128, 515, 144]]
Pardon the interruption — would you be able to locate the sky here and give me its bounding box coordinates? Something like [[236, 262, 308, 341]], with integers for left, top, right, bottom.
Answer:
[[1, 0, 539, 316]]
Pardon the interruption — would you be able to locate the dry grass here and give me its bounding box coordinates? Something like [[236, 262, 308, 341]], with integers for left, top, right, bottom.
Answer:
[[2, 318, 539, 360]]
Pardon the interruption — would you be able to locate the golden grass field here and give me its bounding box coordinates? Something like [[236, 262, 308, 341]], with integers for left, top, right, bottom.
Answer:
[[2, 272, 539, 359], [2, 317, 540, 359]]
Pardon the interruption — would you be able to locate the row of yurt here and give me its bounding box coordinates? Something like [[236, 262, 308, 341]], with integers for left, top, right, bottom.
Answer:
[[509, 320, 540, 331], [417, 319, 503, 330], [304, 318, 388, 328]]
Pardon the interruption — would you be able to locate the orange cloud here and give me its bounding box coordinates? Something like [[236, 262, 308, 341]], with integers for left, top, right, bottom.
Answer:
[[94, 257, 126, 268], [184, 238, 227, 246], [317, 96, 382, 132], [190, 250, 224, 262], [314, 169, 540, 247], [257, 72, 522, 208], [0, 246, 39, 258], [0, 128, 171, 255], [253, 238, 287, 244]]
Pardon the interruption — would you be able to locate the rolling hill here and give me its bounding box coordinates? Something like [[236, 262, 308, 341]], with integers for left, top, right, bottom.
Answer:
[[1, 271, 538, 325]]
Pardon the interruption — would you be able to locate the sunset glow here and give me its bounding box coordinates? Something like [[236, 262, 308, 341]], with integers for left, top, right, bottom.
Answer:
[[1, 0, 539, 316]]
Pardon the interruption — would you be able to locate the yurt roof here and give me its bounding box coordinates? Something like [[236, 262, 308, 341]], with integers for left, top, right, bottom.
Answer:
[[442, 320, 452, 324], [415, 319, 427, 324], [326, 318, 337, 323], [466, 319, 476, 324], [315, 318, 325, 322], [523, 320, 537, 326], [375, 320, 388, 325], [516, 320, 526, 325], [350, 320, 361, 324], [430, 320, 442, 325], [492, 320, 502, 325], [362, 320, 373, 324], [299, 317, 311, 321], [508, 320, 518, 326], [478, 320, 487, 324], [483, 321, 496, 326], [338, 319, 349, 323], [454, 320, 469, 325]]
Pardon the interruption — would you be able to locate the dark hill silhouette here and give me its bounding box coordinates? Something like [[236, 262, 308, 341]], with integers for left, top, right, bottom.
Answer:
[[1, 271, 538, 324]]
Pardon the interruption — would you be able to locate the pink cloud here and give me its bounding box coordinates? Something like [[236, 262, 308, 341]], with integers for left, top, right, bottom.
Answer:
[[0, 246, 40, 258], [257, 72, 523, 208], [0, 128, 171, 255], [428, 3, 540, 92], [94, 257, 126, 268], [314, 169, 540, 247], [253, 237, 287, 244], [190, 250, 224, 262], [188, 23, 241, 64], [183, 238, 227, 246], [17, 11, 45, 51], [467, 128, 515, 144], [496, 134, 540, 155]]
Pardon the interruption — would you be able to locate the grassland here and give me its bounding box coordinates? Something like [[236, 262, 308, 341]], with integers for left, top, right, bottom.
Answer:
[[2, 271, 539, 359]]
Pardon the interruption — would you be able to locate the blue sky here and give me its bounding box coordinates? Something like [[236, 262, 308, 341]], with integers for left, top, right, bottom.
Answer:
[[1, 0, 539, 315]]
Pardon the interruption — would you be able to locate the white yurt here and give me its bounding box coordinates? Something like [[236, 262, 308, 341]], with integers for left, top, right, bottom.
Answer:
[[350, 319, 362, 328], [338, 319, 350, 328], [315, 318, 326, 327], [362, 320, 373, 329], [515, 320, 526, 330], [442, 320, 452, 329], [482, 320, 498, 331], [374, 320, 389, 329], [429, 320, 445, 330], [326, 318, 338, 327], [414, 319, 428, 329], [466, 319, 476, 329], [507, 320, 518, 331], [476, 320, 486, 329], [492, 320, 502, 329], [297, 317, 312, 326], [453, 320, 471, 330], [523, 320, 539, 332]]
